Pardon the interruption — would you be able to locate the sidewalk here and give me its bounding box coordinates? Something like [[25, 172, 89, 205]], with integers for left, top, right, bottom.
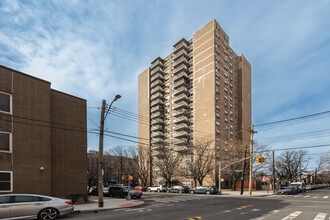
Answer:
[[74, 196, 144, 213], [220, 189, 275, 196]]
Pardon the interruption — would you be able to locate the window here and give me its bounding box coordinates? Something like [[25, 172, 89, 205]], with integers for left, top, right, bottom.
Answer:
[[165, 70, 169, 74], [165, 64, 169, 68], [216, 40, 220, 46], [0, 195, 10, 204], [165, 57, 169, 61], [0, 172, 12, 192], [216, 48, 220, 55], [0, 132, 11, 152], [171, 53, 175, 57], [215, 32, 220, 38], [0, 93, 11, 113], [216, 25, 220, 30]]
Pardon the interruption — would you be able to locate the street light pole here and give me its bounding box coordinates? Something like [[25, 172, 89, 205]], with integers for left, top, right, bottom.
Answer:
[[218, 161, 222, 194], [98, 95, 121, 208]]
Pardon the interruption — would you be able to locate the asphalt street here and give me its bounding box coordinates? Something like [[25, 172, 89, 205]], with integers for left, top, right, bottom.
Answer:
[[62, 187, 330, 220]]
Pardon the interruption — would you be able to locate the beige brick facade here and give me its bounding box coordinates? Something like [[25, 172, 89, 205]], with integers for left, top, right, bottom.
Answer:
[[138, 19, 251, 188]]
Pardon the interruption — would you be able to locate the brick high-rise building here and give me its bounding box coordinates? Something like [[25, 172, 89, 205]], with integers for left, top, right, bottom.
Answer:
[[138, 19, 251, 188]]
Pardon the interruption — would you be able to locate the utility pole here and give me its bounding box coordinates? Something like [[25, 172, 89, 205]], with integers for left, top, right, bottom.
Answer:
[[299, 159, 302, 182], [98, 95, 121, 208], [248, 124, 257, 195], [272, 151, 275, 193], [218, 161, 222, 194], [240, 146, 248, 195]]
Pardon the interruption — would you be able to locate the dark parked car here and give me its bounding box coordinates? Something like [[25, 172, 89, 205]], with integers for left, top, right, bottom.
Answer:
[[168, 186, 190, 193], [278, 186, 298, 195], [190, 186, 218, 194], [90, 186, 110, 196], [109, 186, 142, 198]]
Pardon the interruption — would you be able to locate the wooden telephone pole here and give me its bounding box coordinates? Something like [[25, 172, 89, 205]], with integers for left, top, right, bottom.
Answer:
[[248, 124, 257, 195]]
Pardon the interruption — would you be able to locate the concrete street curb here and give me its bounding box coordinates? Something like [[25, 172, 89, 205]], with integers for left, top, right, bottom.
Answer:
[[73, 200, 145, 213]]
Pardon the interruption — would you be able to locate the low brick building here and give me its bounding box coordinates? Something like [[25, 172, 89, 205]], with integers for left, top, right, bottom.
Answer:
[[0, 65, 87, 199]]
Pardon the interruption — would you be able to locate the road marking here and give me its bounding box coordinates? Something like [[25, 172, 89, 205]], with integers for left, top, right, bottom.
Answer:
[[313, 213, 327, 220], [281, 211, 302, 220], [294, 195, 299, 197], [313, 196, 318, 198], [304, 195, 310, 198], [323, 196, 328, 199], [184, 217, 202, 220], [224, 210, 232, 213], [252, 209, 261, 211], [253, 210, 280, 220]]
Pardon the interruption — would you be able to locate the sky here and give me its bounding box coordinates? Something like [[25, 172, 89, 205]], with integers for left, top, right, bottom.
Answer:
[[1, 0, 330, 172]]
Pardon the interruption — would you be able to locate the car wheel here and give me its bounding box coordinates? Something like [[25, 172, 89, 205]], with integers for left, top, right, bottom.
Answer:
[[190, 190, 194, 194], [179, 190, 182, 194], [38, 208, 59, 220], [206, 191, 210, 195], [147, 189, 151, 192], [157, 189, 160, 192]]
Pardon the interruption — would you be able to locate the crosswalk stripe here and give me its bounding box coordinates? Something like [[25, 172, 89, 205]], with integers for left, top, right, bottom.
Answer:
[[323, 196, 328, 199], [253, 210, 280, 220], [313, 196, 318, 198], [304, 195, 310, 198], [313, 213, 327, 220], [281, 211, 302, 220]]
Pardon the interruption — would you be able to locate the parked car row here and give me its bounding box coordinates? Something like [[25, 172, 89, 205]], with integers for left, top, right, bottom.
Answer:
[[145, 185, 218, 195], [278, 182, 329, 195], [88, 185, 143, 199], [306, 183, 329, 190]]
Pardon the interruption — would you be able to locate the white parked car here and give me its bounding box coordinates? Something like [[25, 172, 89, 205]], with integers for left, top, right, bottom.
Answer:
[[290, 182, 306, 192], [147, 185, 167, 192]]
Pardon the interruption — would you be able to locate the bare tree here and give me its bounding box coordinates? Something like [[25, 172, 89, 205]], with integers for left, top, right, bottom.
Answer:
[[275, 150, 309, 185], [317, 151, 330, 183], [127, 145, 150, 186], [185, 140, 215, 186], [153, 146, 182, 187]]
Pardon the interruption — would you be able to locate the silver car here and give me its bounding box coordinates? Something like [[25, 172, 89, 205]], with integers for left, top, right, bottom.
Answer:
[[0, 194, 73, 220]]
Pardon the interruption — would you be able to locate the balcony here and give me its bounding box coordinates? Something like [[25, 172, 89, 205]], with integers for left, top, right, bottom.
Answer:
[[151, 138, 163, 144], [151, 132, 164, 138], [150, 99, 163, 107], [172, 109, 187, 117], [150, 92, 163, 101], [150, 73, 163, 82], [151, 112, 163, 119], [151, 105, 163, 113], [150, 66, 163, 76], [173, 64, 188, 76], [150, 79, 163, 88], [174, 146, 189, 152], [173, 50, 188, 61], [172, 131, 188, 138], [173, 124, 188, 131], [173, 39, 189, 52], [172, 72, 188, 82], [151, 58, 163, 69], [172, 138, 188, 146], [172, 79, 187, 90], [151, 119, 163, 125], [173, 87, 187, 96], [172, 116, 188, 124], [173, 94, 188, 103], [150, 86, 163, 95], [173, 57, 188, 68], [172, 101, 188, 110], [151, 145, 162, 150], [151, 125, 163, 131]]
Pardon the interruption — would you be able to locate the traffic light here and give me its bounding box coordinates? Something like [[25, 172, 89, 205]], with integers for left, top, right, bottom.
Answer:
[[256, 156, 261, 163], [261, 157, 266, 163]]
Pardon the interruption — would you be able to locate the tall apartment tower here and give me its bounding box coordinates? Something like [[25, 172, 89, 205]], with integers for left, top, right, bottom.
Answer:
[[138, 19, 251, 187]]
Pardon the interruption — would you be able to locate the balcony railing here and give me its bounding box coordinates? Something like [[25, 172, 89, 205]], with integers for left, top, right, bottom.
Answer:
[[172, 101, 188, 110], [173, 64, 188, 76], [151, 125, 163, 131], [173, 87, 187, 96], [150, 60, 163, 69], [171, 109, 187, 118], [172, 72, 188, 82], [150, 99, 163, 107], [151, 112, 163, 119], [150, 73, 163, 82], [172, 138, 188, 146], [172, 79, 187, 90], [151, 132, 164, 138], [150, 66, 163, 76], [150, 79, 163, 88], [150, 86, 163, 95], [173, 50, 188, 61], [173, 124, 188, 131], [151, 138, 163, 144], [173, 57, 188, 68], [173, 94, 188, 103], [151, 119, 163, 125], [150, 92, 163, 101], [173, 146, 189, 152], [172, 116, 188, 124], [151, 145, 162, 150], [172, 131, 188, 138], [151, 105, 163, 113]]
